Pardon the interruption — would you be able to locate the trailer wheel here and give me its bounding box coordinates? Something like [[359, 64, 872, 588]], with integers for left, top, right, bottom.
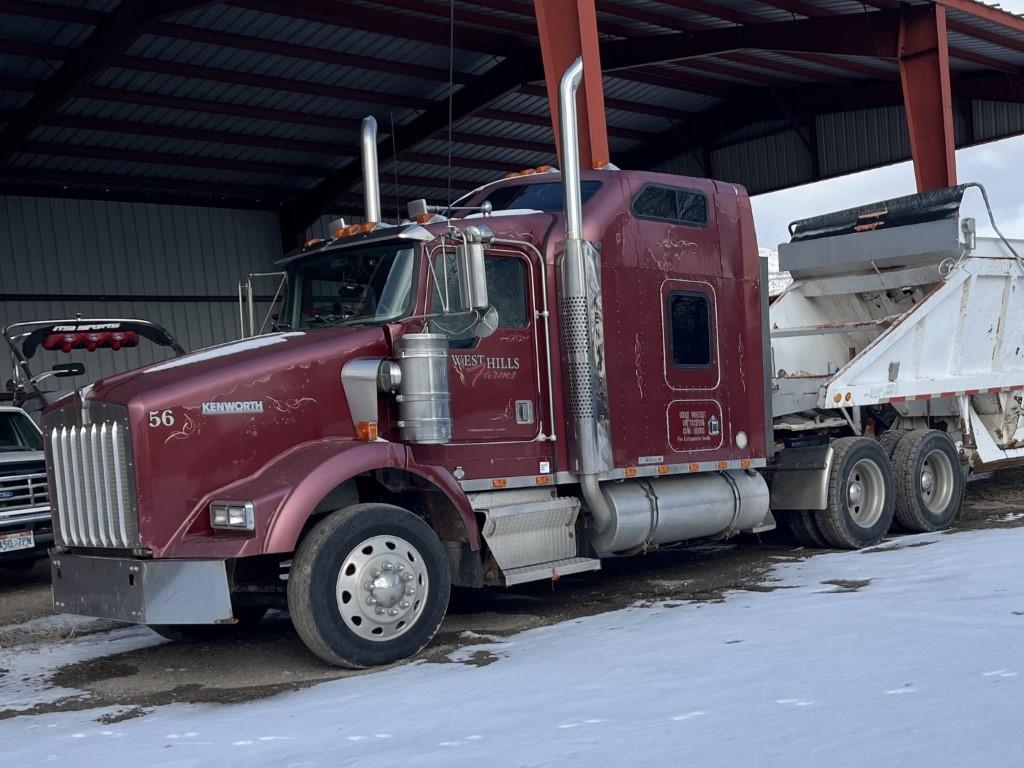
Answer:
[[892, 430, 964, 532], [815, 437, 895, 549], [877, 429, 907, 459], [287, 503, 450, 669], [784, 511, 830, 548], [149, 605, 268, 643]]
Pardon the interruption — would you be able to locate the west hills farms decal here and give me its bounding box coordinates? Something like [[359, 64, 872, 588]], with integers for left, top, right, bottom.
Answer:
[[451, 354, 521, 386]]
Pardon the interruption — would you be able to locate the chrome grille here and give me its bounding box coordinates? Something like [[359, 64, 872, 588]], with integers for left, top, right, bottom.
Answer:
[[0, 464, 49, 519], [50, 422, 138, 548]]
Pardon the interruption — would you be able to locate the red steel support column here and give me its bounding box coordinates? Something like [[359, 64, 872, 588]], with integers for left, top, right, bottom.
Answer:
[[534, 0, 610, 169], [899, 3, 957, 191]]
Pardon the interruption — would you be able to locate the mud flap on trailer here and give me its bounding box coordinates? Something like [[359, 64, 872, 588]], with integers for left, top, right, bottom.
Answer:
[[769, 444, 834, 511], [965, 399, 1024, 470]]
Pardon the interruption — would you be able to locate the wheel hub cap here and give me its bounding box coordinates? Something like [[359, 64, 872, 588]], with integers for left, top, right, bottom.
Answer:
[[921, 469, 934, 493], [848, 480, 864, 506], [335, 535, 428, 642]]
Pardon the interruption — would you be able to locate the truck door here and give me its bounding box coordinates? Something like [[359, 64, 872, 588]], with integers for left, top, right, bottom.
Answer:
[[430, 248, 543, 444]]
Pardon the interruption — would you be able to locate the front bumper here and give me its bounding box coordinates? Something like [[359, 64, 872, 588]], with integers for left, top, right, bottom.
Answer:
[[50, 554, 234, 624]]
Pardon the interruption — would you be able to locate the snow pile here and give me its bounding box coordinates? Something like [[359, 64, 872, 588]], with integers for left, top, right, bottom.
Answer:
[[3, 528, 1023, 767]]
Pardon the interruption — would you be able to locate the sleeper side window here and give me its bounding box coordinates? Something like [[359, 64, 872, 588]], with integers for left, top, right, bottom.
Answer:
[[668, 291, 712, 367], [633, 184, 708, 227]]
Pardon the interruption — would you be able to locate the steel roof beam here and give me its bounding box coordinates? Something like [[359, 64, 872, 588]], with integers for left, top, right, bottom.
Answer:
[[651, 0, 768, 27], [899, 3, 957, 190], [109, 56, 439, 110], [281, 55, 543, 234], [18, 142, 329, 178], [0, 0, 216, 165], [620, 69, 1022, 173], [0, 0, 105, 25], [0, 167, 291, 200], [227, 0, 526, 57], [0, 182, 278, 211], [43, 114, 355, 156], [146, 22, 477, 84], [601, 11, 902, 70], [947, 19, 1024, 56], [77, 86, 365, 131]]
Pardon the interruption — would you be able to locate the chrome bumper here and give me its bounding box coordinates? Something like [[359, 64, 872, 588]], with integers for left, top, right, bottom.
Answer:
[[50, 554, 233, 624]]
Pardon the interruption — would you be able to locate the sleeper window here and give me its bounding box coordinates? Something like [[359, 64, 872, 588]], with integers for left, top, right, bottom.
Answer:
[[633, 185, 708, 227], [668, 292, 712, 367]]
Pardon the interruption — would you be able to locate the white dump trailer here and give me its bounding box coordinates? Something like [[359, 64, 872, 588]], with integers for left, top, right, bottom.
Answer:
[[766, 184, 1024, 548]]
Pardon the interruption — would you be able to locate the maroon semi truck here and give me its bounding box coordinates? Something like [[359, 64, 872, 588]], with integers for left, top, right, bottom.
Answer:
[[45, 59, 979, 668]]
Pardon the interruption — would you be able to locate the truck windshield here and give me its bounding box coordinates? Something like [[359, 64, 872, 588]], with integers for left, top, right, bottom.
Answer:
[[0, 412, 42, 452], [291, 243, 416, 329]]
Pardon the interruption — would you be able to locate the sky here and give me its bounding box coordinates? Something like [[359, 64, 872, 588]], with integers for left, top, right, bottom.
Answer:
[[751, 0, 1024, 250]]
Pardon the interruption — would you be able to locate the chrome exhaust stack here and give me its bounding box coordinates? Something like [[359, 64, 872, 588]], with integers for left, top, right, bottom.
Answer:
[[556, 57, 615, 543], [361, 116, 381, 224]]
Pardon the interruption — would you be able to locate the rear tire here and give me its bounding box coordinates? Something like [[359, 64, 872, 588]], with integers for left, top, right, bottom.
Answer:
[[784, 511, 830, 548], [287, 503, 450, 669], [149, 605, 267, 643], [892, 430, 964, 532], [877, 429, 907, 459], [814, 437, 895, 549]]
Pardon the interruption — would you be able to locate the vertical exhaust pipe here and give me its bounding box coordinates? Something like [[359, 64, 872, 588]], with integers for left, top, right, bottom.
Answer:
[[361, 116, 381, 224], [556, 57, 615, 544], [559, 58, 584, 242]]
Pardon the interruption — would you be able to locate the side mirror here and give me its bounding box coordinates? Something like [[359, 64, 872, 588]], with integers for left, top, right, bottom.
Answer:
[[52, 362, 85, 378], [455, 225, 491, 311]]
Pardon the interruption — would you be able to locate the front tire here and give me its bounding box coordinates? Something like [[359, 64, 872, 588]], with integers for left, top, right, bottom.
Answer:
[[287, 503, 450, 669], [814, 437, 896, 549], [892, 430, 964, 532]]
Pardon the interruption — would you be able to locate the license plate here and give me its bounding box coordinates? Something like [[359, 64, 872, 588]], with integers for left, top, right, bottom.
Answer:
[[0, 530, 34, 553]]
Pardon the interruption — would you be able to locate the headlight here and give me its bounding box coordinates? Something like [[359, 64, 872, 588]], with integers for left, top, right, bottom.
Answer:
[[210, 500, 255, 531]]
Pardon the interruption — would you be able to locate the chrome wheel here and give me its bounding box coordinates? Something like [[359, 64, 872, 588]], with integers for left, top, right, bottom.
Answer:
[[847, 458, 885, 528], [336, 534, 429, 642], [920, 448, 955, 515]]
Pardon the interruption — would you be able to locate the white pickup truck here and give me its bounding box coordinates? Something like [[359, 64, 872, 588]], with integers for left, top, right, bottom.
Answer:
[[0, 405, 51, 571]]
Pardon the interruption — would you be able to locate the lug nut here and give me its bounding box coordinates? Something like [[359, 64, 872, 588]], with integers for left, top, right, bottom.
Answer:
[[382, 562, 393, 570], [399, 601, 409, 609], [371, 569, 381, 578], [402, 572, 414, 582], [388, 608, 399, 617], [363, 581, 373, 591], [366, 597, 377, 605], [404, 587, 415, 596], [375, 606, 385, 615], [395, 563, 405, 571]]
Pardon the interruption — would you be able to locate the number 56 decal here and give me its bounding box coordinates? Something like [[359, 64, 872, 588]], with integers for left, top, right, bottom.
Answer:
[[148, 409, 175, 427]]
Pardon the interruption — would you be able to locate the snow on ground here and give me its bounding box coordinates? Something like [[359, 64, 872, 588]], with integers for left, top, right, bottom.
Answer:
[[4, 527, 1024, 768]]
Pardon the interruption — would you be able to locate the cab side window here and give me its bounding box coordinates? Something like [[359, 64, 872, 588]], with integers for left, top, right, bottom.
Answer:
[[633, 184, 708, 227], [430, 255, 529, 347]]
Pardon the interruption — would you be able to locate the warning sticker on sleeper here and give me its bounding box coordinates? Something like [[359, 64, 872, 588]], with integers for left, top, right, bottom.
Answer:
[[666, 400, 724, 452]]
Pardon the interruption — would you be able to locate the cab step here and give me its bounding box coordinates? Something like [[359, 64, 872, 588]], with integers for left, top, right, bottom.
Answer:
[[470, 489, 601, 586]]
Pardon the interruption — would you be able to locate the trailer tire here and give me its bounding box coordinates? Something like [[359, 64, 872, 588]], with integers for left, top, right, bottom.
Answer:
[[784, 511, 830, 548], [287, 503, 450, 669], [877, 429, 907, 459], [814, 437, 895, 549], [149, 606, 268, 643], [892, 430, 964, 532]]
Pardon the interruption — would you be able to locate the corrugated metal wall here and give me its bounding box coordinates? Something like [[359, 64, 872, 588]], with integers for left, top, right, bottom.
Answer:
[[0, 195, 282, 389]]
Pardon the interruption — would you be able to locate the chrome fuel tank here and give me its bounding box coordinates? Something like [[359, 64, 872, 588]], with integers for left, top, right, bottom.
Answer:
[[591, 470, 769, 554]]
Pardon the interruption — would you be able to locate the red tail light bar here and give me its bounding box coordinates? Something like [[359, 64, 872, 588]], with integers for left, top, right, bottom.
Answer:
[[41, 330, 140, 353]]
